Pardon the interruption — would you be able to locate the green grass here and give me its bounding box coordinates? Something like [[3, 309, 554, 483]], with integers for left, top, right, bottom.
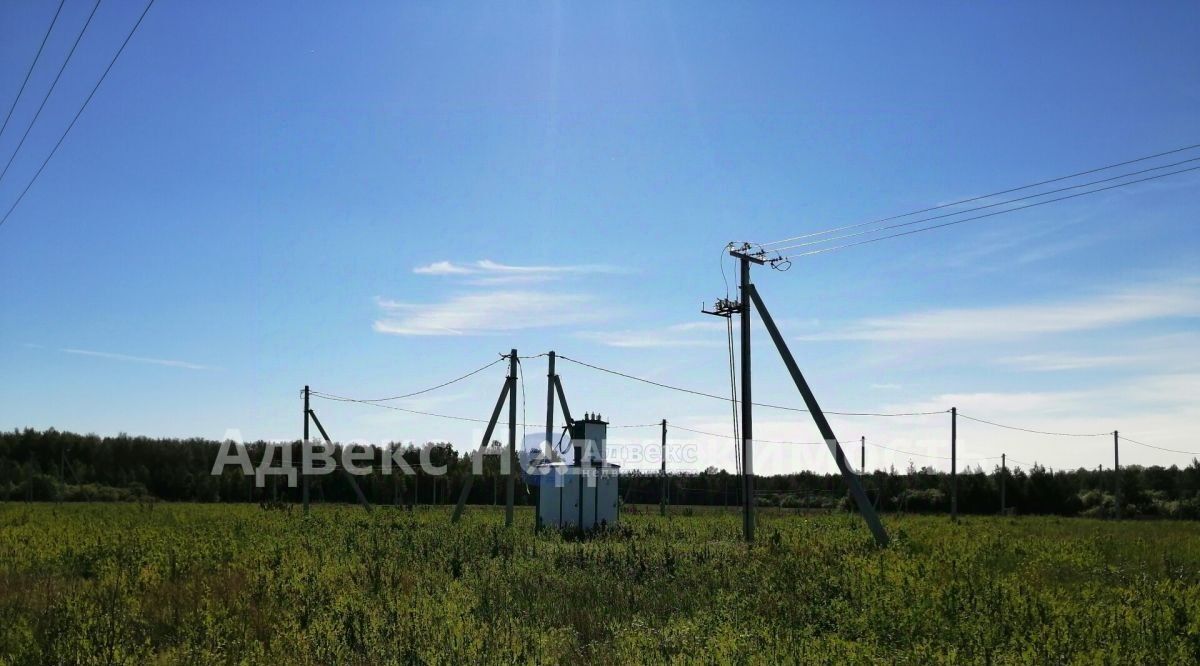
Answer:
[[0, 503, 1197, 664]]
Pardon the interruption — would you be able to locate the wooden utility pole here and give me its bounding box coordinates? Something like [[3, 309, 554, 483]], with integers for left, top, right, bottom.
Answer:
[[539, 352, 556, 530], [1000, 453, 1006, 514], [505, 349, 517, 527], [660, 419, 668, 516], [950, 407, 958, 521], [860, 436, 866, 507], [303, 385, 310, 513], [739, 256, 755, 542], [705, 244, 888, 547], [1113, 430, 1121, 520], [545, 352, 556, 460]]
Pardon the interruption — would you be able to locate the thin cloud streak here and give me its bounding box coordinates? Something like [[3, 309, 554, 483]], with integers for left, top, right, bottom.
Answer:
[[413, 259, 626, 278], [373, 291, 610, 336], [60, 348, 214, 371], [578, 321, 727, 348], [998, 353, 1145, 372], [803, 278, 1200, 342]]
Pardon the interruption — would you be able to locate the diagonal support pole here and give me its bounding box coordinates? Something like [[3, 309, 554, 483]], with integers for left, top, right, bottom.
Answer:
[[554, 375, 574, 426], [747, 283, 889, 547], [307, 408, 373, 513], [451, 380, 511, 523]]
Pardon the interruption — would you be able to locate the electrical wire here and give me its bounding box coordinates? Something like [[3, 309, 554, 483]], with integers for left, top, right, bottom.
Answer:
[[312, 386, 644, 432], [777, 165, 1200, 260], [1119, 435, 1200, 457], [309, 392, 494, 424], [864, 441, 952, 461], [0, 0, 157, 230], [755, 142, 1200, 249], [516, 357, 527, 451], [0, 0, 67, 141], [0, 0, 104, 187], [667, 423, 826, 445], [306, 357, 505, 403], [764, 156, 1200, 254], [956, 412, 1109, 437], [725, 311, 742, 476], [555, 354, 947, 417]]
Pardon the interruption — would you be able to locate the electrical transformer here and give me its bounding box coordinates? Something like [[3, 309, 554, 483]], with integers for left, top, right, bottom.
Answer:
[[534, 414, 619, 530]]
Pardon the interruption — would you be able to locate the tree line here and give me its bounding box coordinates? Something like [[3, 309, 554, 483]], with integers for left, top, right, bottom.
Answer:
[[3, 428, 1199, 519]]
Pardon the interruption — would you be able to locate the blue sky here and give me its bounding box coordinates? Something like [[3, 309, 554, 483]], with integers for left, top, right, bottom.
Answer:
[[1, 1, 1198, 474]]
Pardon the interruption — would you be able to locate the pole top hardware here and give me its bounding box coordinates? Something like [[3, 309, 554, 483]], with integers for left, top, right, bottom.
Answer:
[[728, 241, 791, 270], [701, 297, 744, 318]]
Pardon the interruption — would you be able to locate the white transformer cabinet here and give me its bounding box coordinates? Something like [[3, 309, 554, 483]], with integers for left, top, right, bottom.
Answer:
[[535, 414, 619, 530]]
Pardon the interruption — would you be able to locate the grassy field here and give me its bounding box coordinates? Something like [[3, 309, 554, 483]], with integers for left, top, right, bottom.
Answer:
[[0, 503, 1197, 664]]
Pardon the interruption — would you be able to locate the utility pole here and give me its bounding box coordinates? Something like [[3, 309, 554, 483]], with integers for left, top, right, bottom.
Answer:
[[540, 351, 556, 531], [707, 243, 888, 547], [303, 385, 310, 514], [951, 407, 958, 521], [1000, 453, 1006, 514], [660, 419, 668, 516], [505, 349, 517, 527], [738, 256, 755, 542], [860, 436, 865, 473], [1113, 430, 1121, 520], [545, 352, 556, 461]]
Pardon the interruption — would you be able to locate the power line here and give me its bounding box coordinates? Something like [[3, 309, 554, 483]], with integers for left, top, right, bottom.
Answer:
[[313, 357, 505, 403], [0, 0, 103, 187], [1119, 435, 1200, 457], [764, 156, 1200, 254], [667, 423, 827, 445], [555, 354, 947, 417], [863, 440, 999, 464], [777, 165, 1200, 260], [864, 441, 952, 461], [516, 357, 527, 449], [309, 392, 493, 424], [755, 142, 1200, 249], [725, 310, 742, 475], [0, 0, 67, 141], [312, 387, 643, 431], [0, 0, 156, 230], [956, 412, 1109, 438]]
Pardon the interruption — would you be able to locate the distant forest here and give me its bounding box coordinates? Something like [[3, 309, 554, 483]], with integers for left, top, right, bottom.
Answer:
[[3, 428, 1200, 519]]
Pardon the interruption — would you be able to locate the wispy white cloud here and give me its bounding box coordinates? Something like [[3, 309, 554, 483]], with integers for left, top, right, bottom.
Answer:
[[805, 277, 1200, 342], [60, 348, 214, 371], [577, 321, 726, 348], [412, 261, 476, 276], [998, 353, 1144, 372], [412, 259, 625, 282], [373, 291, 611, 336]]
